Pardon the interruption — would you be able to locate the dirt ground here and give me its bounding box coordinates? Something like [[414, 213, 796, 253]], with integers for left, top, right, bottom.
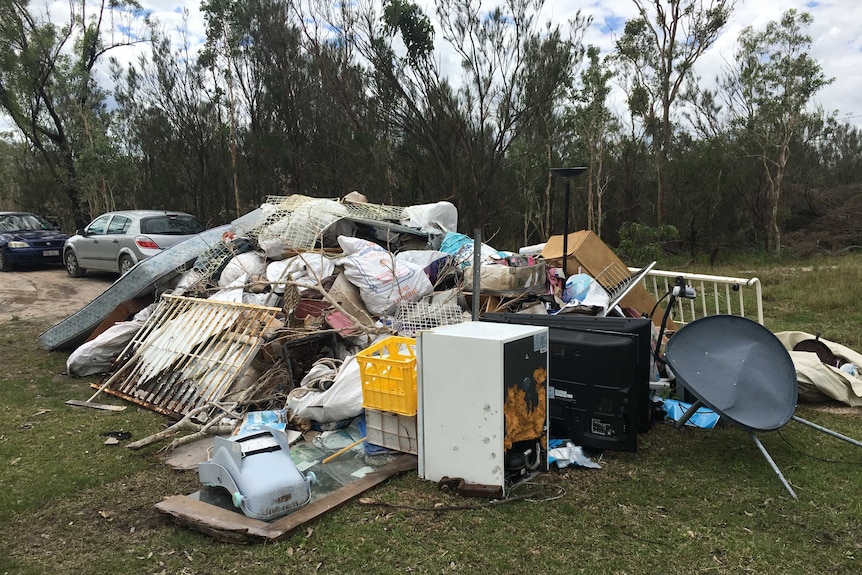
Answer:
[[0, 266, 116, 323]]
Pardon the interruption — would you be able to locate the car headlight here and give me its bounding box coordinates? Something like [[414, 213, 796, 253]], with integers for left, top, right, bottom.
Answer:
[[7, 241, 29, 248]]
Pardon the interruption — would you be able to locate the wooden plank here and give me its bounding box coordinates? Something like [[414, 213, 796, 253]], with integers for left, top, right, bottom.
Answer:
[[65, 399, 127, 412], [155, 496, 274, 542], [156, 454, 417, 542], [84, 296, 152, 342]]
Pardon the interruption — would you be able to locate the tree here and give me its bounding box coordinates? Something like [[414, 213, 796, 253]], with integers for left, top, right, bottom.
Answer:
[[615, 0, 736, 225], [722, 9, 833, 253], [567, 45, 618, 238], [111, 20, 230, 220], [0, 0, 145, 228]]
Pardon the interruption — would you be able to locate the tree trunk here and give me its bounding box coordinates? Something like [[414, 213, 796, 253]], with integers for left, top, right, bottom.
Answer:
[[543, 142, 552, 236]]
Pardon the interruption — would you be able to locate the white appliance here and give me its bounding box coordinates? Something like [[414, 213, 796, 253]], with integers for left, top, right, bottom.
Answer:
[[417, 322, 549, 496]]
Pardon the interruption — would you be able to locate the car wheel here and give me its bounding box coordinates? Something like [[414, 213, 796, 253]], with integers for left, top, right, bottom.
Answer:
[[119, 254, 135, 275], [0, 249, 11, 272], [64, 250, 85, 277]]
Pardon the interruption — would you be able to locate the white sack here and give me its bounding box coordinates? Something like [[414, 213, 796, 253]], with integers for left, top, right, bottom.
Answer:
[[336, 236, 433, 316], [266, 254, 335, 290], [66, 306, 154, 377], [400, 201, 458, 234], [218, 251, 267, 288], [288, 356, 363, 423]]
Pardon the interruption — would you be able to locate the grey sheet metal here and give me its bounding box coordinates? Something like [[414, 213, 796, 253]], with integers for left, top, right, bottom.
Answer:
[[39, 225, 230, 351]]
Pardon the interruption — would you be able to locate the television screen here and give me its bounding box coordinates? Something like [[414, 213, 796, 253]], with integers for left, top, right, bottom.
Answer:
[[482, 313, 653, 452]]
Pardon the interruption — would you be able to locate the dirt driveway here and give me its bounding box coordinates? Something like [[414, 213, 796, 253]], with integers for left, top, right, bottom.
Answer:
[[0, 267, 116, 323]]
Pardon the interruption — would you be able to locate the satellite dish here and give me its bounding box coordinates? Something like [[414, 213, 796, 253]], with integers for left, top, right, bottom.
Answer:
[[665, 315, 797, 432], [661, 312, 862, 500]]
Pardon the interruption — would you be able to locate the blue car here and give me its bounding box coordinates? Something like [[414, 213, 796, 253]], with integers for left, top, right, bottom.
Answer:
[[0, 212, 68, 272]]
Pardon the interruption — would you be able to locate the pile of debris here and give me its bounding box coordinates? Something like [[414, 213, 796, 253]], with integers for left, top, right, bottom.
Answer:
[[51, 193, 674, 536], [50, 193, 862, 538], [65, 194, 653, 426]]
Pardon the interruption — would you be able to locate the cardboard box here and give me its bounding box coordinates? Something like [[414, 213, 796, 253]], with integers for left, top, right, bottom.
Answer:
[[541, 230, 674, 328]]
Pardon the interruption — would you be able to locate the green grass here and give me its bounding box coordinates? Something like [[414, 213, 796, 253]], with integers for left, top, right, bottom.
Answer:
[[2, 254, 862, 574]]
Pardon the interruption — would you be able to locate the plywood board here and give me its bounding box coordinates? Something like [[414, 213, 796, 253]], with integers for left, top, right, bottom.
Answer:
[[155, 454, 417, 542]]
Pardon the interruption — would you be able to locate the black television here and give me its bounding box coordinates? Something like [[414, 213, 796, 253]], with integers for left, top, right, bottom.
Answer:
[[482, 313, 653, 451], [545, 328, 640, 451]]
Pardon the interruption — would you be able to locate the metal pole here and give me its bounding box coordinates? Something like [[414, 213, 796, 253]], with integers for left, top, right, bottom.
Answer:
[[749, 431, 798, 500], [562, 179, 570, 277], [674, 398, 704, 429], [472, 228, 481, 320], [791, 416, 862, 448]]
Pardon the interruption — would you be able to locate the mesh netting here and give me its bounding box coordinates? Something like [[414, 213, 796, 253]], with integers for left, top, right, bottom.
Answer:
[[190, 195, 410, 286]]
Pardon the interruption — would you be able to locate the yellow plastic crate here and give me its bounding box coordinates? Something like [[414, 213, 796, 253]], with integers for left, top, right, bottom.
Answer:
[[356, 336, 417, 416]]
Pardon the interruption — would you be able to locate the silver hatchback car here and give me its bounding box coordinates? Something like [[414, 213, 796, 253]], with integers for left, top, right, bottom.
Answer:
[[63, 210, 205, 276]]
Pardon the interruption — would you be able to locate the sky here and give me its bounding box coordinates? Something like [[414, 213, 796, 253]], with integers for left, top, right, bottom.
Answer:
[[19, 0, 862, 131]]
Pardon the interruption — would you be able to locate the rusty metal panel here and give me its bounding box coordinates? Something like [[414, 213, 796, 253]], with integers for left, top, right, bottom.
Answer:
[[99, 294, 280, 418]]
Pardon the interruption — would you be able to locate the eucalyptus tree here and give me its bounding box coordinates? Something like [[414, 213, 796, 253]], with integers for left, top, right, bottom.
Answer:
[[566, 45, 618, 238], [199, 0, 387, 205], [721, 9, 832, 253], [0, 135, 60, 214], [0, 0, 146, 228], [431, 0, 588, 238], [111, 22, 230, 220], [297, 0, 586, 241], [615, 0, 736, 226], [816, 120, 862, 188]]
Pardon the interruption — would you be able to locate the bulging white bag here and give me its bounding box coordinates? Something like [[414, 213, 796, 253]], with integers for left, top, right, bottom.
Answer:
[[266, 254, 335, 290], [218, 251, 267, 288], [287, 356, 363, 423], [66, 306, 154, 377], [336, 236, 433, 316]]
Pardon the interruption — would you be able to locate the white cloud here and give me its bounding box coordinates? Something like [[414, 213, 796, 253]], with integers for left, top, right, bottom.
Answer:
[[3, 0, 861, 132]]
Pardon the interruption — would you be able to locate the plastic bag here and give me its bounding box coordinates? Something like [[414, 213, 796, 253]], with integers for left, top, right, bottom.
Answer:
[[288, 356, 363, 423], [439, 232, 502, 269], [662, 398, 720, 429], [336, 236, 433, 316], [217, 251, 267, 288], [266, 254, 335, 290], [66, 306, 154, 377], [562, 273, 594, 302], [400, 201, 458, 234]]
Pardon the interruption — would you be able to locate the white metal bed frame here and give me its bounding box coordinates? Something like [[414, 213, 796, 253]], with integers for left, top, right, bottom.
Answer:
[[630, 267, 764, 326]]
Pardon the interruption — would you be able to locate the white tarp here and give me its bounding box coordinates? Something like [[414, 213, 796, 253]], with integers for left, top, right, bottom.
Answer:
[[775, 331, 862, 406], [400, 201, 457, 234]]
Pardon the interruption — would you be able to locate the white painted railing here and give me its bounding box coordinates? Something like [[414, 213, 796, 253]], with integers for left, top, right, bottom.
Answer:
[[629, 267, 764, 326]]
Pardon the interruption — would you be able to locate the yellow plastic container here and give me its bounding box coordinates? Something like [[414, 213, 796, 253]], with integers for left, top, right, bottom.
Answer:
[[357, 336, 417, 416]]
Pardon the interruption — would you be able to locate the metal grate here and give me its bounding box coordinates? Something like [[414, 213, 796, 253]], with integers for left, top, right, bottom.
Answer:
[[392, 300, 466, 337], [594, 260, 657, 314], [97, 294, 280, 419]]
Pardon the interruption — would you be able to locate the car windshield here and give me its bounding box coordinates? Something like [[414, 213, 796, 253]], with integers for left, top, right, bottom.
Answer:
[[0, 213, 55, 233], [140, 215, 205, 235]]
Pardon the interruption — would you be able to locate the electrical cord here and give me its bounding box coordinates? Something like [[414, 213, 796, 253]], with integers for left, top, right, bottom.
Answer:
[[648, 290, 671, 320], [776, 427, 862, 465]]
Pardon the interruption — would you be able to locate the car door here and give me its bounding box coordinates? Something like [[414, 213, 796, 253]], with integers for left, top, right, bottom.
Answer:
[[76, 215, 110, 269], [102, 214, 132, 270]]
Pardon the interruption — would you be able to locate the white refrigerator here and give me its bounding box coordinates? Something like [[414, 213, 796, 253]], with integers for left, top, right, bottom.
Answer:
[[417, 322, 549, 495]]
